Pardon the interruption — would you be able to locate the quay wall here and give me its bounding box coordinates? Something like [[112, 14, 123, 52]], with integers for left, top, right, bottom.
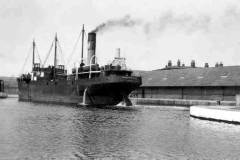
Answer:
[[130, 98, 236, 107], [131, 86, 239, 102]]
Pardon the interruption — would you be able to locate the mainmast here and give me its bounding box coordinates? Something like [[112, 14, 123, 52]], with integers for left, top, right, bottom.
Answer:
[[54, 33, 58, 79], [54, 33, 58, 68], [80, 24, 85, 66], [32, 39, 35, 70]]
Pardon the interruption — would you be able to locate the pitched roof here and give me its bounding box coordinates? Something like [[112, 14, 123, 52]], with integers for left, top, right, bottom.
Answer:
[[136, 66, 240, 87]]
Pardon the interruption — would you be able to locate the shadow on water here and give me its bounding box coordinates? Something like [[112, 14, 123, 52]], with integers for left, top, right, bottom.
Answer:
[[66, 104, 143, 159], [78, 104, 140, 112], [19, 99, 140, 112], [190, 116, 240, 132]]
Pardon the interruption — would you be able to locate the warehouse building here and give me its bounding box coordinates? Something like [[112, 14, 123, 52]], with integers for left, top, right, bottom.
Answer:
[[132, 61, 240, 101]]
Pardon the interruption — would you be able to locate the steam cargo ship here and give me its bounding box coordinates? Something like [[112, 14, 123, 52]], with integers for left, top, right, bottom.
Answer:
[[17, 26, 141, 106]]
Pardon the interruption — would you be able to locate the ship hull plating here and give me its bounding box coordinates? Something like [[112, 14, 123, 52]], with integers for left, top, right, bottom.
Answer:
[[18, 75, 141, 106]]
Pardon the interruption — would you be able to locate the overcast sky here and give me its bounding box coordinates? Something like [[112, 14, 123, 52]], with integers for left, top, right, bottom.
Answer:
[[1, 0, 240, 76]]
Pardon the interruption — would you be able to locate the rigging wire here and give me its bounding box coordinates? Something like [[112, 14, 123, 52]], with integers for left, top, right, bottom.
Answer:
[[19, 44, 32, 75], [57, 39, 65, 65], [66, 31, 82, 67], [43, 39, 54, 67], [20, 30, 86, 74], [35, 45, 42, 65]]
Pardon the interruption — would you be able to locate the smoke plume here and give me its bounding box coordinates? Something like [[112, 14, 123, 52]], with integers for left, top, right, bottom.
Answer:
[[91, 15, 141, 33], [91, 11, 214, 36], [144, 11, 212, 35]]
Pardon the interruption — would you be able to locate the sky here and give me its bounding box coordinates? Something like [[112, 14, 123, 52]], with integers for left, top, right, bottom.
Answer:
[[1, 0, 240, 76]]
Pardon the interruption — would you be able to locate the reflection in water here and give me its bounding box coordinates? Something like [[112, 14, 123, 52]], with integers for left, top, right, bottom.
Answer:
[[190, 116, 240, 133], [72, 107, 141, 159], [188, 117, 240, 159], [0, 99, 240, 159]]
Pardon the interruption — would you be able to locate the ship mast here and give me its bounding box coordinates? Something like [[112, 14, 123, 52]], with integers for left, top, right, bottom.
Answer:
[[80, 24, 85, 66], [54, 33, 58, 79], [32, 39, 35, 70]]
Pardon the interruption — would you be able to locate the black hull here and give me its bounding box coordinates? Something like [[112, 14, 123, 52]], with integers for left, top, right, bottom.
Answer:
[[18, 75, 141, 106]]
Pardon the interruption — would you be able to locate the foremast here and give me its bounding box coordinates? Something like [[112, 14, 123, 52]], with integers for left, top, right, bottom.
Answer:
[[54, 33, 58, 79], [81, 25, 85, 66], [32, 39, 35, 70]]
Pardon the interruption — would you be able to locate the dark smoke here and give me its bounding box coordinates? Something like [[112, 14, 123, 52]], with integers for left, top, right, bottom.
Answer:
[[92, 11, 212, 35], [144, 11, 212, 35], [223, 5, 240, 27], [91, 15, 141, 33]]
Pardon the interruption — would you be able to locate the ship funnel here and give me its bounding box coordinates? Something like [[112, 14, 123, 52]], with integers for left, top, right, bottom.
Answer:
[[116, 48, 121, 58], [87, 32, 96, 65]]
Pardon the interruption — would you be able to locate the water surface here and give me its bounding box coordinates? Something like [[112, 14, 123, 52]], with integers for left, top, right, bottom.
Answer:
[[0, 98, 240, 159]]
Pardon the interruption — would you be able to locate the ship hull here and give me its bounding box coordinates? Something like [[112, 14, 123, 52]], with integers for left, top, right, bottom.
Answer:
[[18, 75, 141, 106]]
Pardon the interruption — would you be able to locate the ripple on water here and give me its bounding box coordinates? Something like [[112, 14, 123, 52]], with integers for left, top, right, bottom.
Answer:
[[0, 98, 240, 159]]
